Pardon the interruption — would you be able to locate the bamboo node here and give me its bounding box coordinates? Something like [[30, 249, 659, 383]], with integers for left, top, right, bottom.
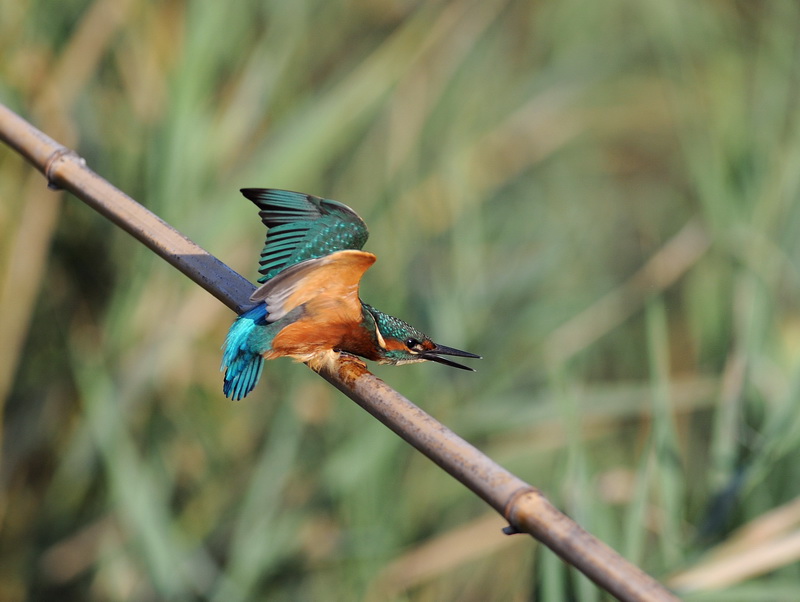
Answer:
[[44, 147, 85, 190]]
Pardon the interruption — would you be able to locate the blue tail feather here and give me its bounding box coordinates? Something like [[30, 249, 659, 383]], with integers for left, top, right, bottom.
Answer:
[[221, 305, 269, 401]]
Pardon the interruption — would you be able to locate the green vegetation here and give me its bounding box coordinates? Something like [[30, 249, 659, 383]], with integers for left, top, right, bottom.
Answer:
[[3, 1, 800, 600]]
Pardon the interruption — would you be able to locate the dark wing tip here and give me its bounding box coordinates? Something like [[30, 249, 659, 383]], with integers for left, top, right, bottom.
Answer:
[[240, 187, 263, 198]]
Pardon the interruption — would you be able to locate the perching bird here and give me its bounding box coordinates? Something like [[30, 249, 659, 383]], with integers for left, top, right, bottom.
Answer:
[[221, 189, 480, 400]]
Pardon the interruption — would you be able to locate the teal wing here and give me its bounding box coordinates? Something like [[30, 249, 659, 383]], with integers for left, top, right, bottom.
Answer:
[[241, 188, 370, 283]]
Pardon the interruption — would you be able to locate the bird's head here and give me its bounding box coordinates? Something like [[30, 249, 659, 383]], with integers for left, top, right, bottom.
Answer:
[[363, 304, 481, 370]]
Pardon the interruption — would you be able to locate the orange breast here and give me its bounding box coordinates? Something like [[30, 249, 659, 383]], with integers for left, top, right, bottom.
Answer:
[[267, 312, 381, 361]]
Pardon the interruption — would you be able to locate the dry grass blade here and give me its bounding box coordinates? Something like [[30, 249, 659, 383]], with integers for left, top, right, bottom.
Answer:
[[0, 0, 136, 451], [669, 497, 800, 592], [367, 513, 522, 599], [545, 219, 711, 364]]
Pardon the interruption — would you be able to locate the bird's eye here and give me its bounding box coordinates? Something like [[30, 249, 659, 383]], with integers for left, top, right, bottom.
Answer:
[[405, 337, 421, 350]]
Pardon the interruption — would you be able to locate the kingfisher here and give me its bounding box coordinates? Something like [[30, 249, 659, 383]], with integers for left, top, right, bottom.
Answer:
[[221, 188, 480, 400]]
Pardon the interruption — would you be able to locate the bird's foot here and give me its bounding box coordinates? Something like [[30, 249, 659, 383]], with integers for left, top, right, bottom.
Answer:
[[336, 351, 368, 369], [306, 349, 367, 374], [334, 351, 370, 382]]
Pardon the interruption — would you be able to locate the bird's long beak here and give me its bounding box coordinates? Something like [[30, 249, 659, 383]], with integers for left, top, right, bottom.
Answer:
[[421, 344, 482, 371]]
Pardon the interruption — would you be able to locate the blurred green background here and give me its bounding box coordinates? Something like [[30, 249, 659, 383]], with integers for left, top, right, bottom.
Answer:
[[3, 0, 800, 600]]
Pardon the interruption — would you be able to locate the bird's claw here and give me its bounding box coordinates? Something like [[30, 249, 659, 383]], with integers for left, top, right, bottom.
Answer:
[[337, 351, 368, 368]]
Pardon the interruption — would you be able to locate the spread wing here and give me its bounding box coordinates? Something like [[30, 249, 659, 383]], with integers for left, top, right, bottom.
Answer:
[[250, 250, 377, 323], [241, 188, 370, 283]]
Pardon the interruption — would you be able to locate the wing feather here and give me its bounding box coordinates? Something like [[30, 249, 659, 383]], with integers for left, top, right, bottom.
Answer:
[[250, 250, 376, 323], [241, 189, 370, 283]]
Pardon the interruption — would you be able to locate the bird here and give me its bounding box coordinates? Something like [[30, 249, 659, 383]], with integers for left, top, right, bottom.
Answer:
[[221, 188, 481, 400]]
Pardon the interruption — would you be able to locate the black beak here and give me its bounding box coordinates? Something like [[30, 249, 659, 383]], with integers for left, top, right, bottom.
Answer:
[[421, 344, 482, 371]]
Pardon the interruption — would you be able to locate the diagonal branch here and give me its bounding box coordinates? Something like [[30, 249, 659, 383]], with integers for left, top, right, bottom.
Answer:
[[0, 102, 678, 602]]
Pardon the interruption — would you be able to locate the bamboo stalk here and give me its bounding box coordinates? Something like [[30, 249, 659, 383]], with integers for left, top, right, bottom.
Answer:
[[0, 102, 679, 602]]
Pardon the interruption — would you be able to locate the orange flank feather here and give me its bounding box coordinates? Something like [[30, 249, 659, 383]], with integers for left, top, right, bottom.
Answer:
[[251, 250, 382, 366]]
